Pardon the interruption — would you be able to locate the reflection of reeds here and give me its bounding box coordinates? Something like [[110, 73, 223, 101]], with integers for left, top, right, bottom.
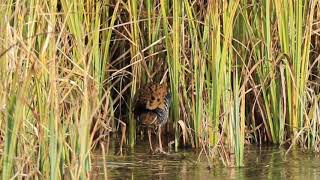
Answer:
[[0, 0, 320, 178]]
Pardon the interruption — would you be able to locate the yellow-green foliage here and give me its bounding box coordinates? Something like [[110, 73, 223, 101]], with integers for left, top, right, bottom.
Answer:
[[0, 0, 319, 179]]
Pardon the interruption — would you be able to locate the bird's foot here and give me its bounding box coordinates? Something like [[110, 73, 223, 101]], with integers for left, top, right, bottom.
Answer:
[[148, 149, 154, 154], [154, 147, 169, 155], [116, 149, 123, 156]]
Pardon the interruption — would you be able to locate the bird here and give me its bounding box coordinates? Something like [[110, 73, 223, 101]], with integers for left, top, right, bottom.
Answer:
[[133, 82, 171, 153]]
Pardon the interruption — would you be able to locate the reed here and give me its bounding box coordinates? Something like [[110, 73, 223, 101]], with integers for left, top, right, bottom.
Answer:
[[0, 0, 319, 178]]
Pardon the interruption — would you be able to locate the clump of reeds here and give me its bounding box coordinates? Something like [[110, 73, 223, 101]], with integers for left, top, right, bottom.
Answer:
[[0, 0, 319, 179]]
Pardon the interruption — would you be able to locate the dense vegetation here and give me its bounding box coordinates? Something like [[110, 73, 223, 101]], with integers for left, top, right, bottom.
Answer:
[[0, 0, 319, 179]]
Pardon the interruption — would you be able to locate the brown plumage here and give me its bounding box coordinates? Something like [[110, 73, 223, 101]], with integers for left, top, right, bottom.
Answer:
[[133, 82, 169, 111], [133, 82, 171, 153]]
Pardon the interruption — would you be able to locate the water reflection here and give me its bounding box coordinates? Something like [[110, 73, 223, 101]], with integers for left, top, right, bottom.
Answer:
[[91, 142, 320, 180]]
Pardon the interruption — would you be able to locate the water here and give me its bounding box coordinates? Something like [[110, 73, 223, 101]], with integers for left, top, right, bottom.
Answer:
[[91, 142, 320, 180]]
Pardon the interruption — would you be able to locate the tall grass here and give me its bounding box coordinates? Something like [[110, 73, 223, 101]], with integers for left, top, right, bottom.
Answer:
[[0, 0, 319, 178]]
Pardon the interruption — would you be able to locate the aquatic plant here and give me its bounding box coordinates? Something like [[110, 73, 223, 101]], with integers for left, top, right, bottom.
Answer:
[[0, 0, 319, 179]]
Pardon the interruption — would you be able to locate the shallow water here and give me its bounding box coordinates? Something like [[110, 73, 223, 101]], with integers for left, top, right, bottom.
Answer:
[[91, 142, 320, 180]]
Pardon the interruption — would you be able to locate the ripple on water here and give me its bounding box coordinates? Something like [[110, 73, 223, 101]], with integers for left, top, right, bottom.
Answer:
[[91, 143, 320, 180]]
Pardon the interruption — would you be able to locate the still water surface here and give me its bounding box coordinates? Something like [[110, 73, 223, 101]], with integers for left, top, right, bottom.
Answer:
[[91, 142, 320, 180]]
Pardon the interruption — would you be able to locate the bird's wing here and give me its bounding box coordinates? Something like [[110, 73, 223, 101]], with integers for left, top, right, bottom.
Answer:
[[139, 111, 158, 126]]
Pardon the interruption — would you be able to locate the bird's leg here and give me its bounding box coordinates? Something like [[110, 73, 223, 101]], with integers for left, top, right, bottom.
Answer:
[[158, 126, 163, 151], [147, 128, 153, 152], [156, 126, 167, 154]]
